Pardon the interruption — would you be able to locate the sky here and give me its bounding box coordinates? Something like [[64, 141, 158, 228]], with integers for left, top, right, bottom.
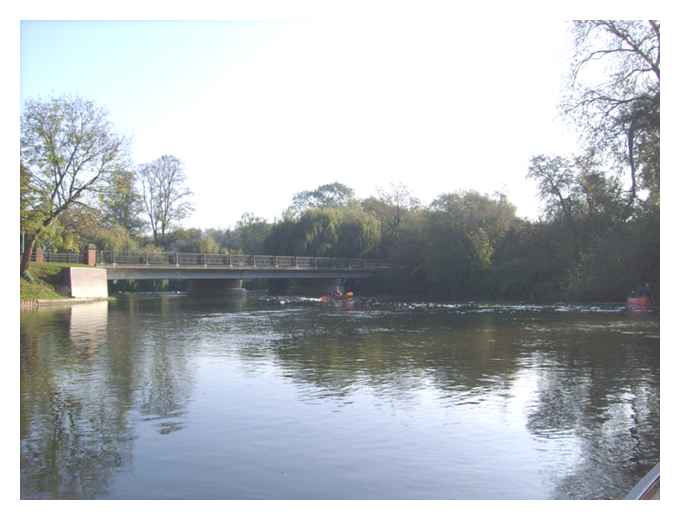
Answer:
[[21, 19, 580, 229]]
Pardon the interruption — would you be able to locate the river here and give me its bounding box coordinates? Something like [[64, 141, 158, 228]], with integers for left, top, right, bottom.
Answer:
[[20, 294, 660, 499]]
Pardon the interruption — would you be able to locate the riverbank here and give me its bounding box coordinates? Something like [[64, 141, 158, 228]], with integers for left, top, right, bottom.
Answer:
[[20, 262, 114, 308], [20, 262, 74, 300]]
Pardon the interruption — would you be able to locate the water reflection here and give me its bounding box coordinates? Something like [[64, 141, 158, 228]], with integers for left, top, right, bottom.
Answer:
[[69, 301, 108, 359], [20, 297, 659, 499], [268, 313, 523, 407], [136, 324, 193, 435], [21, 305, 133, 499], [519, 323, 659, 499]]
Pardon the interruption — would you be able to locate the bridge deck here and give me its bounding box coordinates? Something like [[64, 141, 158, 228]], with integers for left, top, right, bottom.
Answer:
[[97, 252, 391, 281]]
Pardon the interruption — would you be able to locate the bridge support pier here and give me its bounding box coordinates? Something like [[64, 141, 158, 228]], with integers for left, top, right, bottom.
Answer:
[[188, 279, 245, 295]]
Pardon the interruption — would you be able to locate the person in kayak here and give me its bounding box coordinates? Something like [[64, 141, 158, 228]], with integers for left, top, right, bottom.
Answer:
[[638, 282, 654, 304]]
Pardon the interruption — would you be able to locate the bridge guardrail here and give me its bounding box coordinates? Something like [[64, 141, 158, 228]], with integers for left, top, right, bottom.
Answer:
[[95, 251, 391, 271], [20, 251, 83, 263]]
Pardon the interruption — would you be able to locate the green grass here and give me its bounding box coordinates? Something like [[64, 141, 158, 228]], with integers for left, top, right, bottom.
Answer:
[[20, 262, 78, 301]]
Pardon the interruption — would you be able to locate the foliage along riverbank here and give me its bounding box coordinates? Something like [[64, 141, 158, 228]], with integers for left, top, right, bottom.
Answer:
[[20, 262, 73, 301]]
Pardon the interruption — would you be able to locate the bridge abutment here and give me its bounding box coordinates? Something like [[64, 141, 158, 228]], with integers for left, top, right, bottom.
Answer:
[[64, 267, 109, 298]]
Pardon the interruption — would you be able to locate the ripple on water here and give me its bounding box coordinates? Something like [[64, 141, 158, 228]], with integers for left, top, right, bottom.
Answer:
[[20, 296, 658, 499]]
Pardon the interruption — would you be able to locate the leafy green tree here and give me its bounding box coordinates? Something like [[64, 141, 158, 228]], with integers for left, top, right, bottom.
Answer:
[[289, 182, 355, 216], [56, 205, 138, 253], [263, 218, 306, 256], [163, 228, 202, 252], [363, 183, 421, 256], [99, 169, 146, 237], [332, 208, 381, 258], [424, 191, 517, 297], [264, 206, 380, 259], [20, 96, 127, 274], [203, 227, 242, 254], [234, 213, 272, 254], [161, 228, 221, 254], [198, 235, 220, 254]]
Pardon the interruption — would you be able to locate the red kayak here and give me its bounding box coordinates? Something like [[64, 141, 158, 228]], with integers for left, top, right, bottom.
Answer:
[[320, 291, 354, 303], [627, 296, 651, 311]]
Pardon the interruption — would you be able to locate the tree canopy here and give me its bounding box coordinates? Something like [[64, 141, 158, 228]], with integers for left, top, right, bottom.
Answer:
[[20, 96, 128, 274], [564, 20, 660, 209], [288, 182, 356, 216]]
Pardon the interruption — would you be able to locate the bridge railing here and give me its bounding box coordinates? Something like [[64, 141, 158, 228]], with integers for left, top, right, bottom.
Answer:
[[96, 251, 391, 271], [20, 250, 84, 264]]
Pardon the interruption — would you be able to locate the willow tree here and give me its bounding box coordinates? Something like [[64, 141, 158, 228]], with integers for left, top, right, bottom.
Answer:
[[20, 97, 127, 275], [288, 182, 355, 217]]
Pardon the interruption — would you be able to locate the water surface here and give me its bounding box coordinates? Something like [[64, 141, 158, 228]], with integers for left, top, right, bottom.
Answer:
[[20, 295, 660, 499]]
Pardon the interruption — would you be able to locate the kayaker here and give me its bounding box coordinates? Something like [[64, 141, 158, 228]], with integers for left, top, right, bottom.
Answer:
[[638, 282, 654, 304]]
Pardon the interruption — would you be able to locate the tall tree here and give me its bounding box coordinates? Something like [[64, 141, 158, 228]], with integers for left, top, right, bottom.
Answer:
[[99, 169, 146, 237], [138, 155, 193, 246], [20, 96, 127, 275], [563, 20, 660, 210], [527, 155, 579, 229]]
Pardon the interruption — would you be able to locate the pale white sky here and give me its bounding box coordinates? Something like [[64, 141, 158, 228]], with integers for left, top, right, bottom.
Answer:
[[21, 18, 580, 228]]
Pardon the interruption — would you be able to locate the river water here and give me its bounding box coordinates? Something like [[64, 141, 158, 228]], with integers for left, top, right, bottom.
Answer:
[[20, 294, 660, 499]]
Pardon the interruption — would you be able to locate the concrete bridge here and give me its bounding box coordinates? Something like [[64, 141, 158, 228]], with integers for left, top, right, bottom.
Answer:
[[96, 251, 391, 281], [32, 247, 392, 298]]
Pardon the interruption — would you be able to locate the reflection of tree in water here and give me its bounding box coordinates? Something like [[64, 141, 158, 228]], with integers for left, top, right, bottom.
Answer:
[[136, 324, 194, 435], [268, 311, 524, 406], [112, 294, 197, 433], [20, 307, 135, 498], [523, 323, 659, 499]]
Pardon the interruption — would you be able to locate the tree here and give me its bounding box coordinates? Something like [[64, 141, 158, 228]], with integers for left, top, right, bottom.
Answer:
[[235, 213, 272, 254], [564, 20, 660, 211], [289, 182, 355, 216], [99, 169, 146, 237], [48, 203, 138, 253], [527, 155, 580, 229], [138, 155, 193, 246], [332, 207, 381, 258], [198, 235, 220, 254], [363, 183, 421, 250], [425, 191, 517, 296], [20, 96, 127, 275], [263, 206, 379, 259]]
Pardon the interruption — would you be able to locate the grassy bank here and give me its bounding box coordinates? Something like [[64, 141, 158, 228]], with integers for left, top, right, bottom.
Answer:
[[20, 263, 77, 301]]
